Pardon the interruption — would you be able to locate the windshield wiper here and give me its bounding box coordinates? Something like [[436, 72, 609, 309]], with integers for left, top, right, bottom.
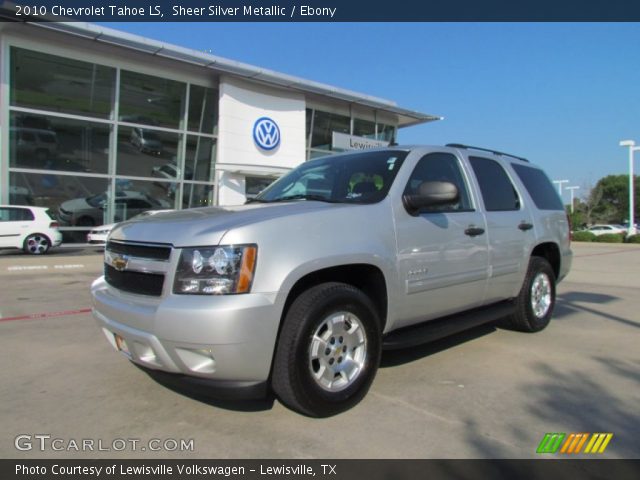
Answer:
[[269, 194, 339, 203], [244, 197, 269, 204]]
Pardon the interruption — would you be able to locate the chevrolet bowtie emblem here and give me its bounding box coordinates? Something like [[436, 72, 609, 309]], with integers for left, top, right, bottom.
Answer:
[[111, 254, 129, 271]]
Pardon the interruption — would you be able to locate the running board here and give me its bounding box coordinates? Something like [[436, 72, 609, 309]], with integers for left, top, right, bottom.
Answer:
[[382, 301, 515, 350]]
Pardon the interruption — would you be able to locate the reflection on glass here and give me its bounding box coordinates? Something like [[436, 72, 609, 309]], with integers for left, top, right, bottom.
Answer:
[[116, 126, 179, 178], [185, 136, 215, 182], [119, 70, 186, 129], [111, 179, 175, 222], [311, 110, 350, 150], [353, 119, 376, 139], [9, 172, 109, 224], [10, 47, 115, 119], [377, 124, 395, 142], [188, 85, 218, 134], [9, 112, 110, 173], [181, 183, 214, 209]]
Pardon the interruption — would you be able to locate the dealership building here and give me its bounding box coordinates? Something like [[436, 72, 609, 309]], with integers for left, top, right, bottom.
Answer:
[[0, 21, 438, 241]]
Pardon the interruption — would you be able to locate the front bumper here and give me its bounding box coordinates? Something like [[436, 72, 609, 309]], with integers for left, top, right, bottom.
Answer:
[[91, 277, 281, 396]]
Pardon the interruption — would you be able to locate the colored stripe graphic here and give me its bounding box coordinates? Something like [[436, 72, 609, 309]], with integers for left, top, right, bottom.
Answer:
[[584, 433, 613, 454], [536, 433, 565, 454], [560, 433, 589, 454]]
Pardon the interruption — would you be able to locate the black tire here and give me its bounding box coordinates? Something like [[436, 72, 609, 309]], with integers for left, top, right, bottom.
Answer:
[[503, 256, 556, 332], [23, 234, 51, 255], [272, 282, 382, 417]]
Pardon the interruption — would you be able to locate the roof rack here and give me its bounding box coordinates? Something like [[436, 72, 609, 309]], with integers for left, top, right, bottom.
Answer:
[[446, 143, 529, 163]]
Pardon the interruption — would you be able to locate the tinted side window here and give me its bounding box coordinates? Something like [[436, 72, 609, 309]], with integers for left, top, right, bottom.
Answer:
[[469, 156, 520, 211], [1, 208, 34, 221], [404, 152, 472, 212], [511, 163, 564, 211]]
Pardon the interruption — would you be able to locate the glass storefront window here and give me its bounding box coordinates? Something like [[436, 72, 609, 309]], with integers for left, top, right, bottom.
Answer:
[[119, 70, 186, 129], [111, 179, 175, 221], [246, 176, 276, 199], [10, 47, 115, 119], [185, 136, 215, 182], [188, 85, 218, 134], [354, 119, 376, 139], [9, 112, 110, 174], [9, 171, 109, 223], [181, 183, 214, 209], [311, 110, 350, 150], [377, 123, 396, 142], [116, 126, 180, 178]]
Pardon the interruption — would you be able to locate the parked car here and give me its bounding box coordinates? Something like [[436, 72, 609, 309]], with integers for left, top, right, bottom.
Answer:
[[93, 145, 572, 416], [59, 190, 169, 227], [130, 128, 162, 155], [10, 127, 58, 163], [0, 205, 62, 254], [87, 209, 174, 245], [586, 224, 626, 236], [152, 162, 194, 181]]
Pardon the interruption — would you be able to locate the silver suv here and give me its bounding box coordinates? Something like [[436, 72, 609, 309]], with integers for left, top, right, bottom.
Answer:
[[92, 145, 572, 417]]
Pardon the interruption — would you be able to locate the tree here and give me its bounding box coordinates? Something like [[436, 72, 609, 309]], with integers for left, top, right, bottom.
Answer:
[[590, 175, 639, 224]]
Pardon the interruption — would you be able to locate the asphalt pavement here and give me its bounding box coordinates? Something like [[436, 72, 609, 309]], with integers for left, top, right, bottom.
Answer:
[[0, 242, 638, 458]]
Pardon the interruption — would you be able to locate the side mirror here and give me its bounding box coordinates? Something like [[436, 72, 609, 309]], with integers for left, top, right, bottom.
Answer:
[[403, 181, 459, 216]]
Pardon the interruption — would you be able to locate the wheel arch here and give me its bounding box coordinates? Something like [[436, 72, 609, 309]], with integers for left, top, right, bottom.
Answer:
[[530, 242, 561, 280], [280, 264, 389, 332]]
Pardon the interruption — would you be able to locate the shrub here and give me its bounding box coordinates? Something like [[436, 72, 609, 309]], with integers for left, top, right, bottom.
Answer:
[[594, 233, 625, 243], [626, 234, 640, 244], [572, 231, 596, 242]]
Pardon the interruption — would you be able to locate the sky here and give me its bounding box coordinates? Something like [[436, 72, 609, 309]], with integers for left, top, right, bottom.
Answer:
[[100, 22, 640, 203]]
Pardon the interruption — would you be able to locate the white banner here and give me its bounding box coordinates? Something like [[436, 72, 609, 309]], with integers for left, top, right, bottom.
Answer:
[[332, 132, 390, 151]]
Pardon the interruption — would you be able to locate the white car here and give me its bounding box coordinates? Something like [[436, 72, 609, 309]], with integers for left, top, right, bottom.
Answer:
[[587, 224, 627, 236], [86, 209, 174, 246], [0, 205, 62, 254]]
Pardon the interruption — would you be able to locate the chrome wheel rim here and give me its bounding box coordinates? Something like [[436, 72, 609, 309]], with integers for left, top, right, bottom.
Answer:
[[26, 235, 49, 254], [530, 273, 552, 319], [308, 311, 367, 392]]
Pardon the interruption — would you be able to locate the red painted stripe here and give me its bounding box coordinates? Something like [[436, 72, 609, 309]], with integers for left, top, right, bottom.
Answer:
[[0, 308, 92, 323]]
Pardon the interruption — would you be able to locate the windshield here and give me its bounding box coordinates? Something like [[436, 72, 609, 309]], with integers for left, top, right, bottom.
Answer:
[[253, 150, 408, 204]]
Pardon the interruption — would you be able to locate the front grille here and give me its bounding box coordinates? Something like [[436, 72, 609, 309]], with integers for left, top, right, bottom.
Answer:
[[105, 264, 164, 296], [104, 241, 171, 296], [106, 240, 171, 260]]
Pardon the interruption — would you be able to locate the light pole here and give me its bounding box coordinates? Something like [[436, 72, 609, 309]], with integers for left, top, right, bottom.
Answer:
[[566, 186, 580, 214], [553, 179, 569, 197], [619, 140, 639, 236]]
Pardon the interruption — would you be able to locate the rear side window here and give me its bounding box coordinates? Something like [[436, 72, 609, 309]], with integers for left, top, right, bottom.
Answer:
[[511, 163, 564, 211], [0, 207, 35, 221], [469, 156, 520, 211]]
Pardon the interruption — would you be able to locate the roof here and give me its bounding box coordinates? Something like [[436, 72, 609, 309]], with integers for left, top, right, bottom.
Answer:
[[19, 21, 441, 128]]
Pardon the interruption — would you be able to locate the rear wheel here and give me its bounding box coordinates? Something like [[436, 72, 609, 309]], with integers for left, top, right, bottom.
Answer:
[[272, 282, 381, 417], [23, 234, 51, 255], [503, 256, 556, 332]]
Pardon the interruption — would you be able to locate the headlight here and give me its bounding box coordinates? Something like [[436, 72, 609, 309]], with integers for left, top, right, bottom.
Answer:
[[173, 245, 257, 295]]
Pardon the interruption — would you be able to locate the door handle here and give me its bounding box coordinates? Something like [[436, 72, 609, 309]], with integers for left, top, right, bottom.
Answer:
[[465, 226, 485, 237], [518, 222, 534, 231]]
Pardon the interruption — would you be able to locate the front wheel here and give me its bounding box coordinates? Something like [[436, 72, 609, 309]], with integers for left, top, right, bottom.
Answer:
[[23, 234, 51, 255], [504, 256, 556, 332], [272, 282, 381, 417]]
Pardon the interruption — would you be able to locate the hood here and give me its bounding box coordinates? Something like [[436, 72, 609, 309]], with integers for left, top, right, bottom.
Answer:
[[109, 201, 345, 247], [61, 197, 93, 212]]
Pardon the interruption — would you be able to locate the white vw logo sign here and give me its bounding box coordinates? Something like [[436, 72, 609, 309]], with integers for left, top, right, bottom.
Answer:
[[253, 117, 281, 151]]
